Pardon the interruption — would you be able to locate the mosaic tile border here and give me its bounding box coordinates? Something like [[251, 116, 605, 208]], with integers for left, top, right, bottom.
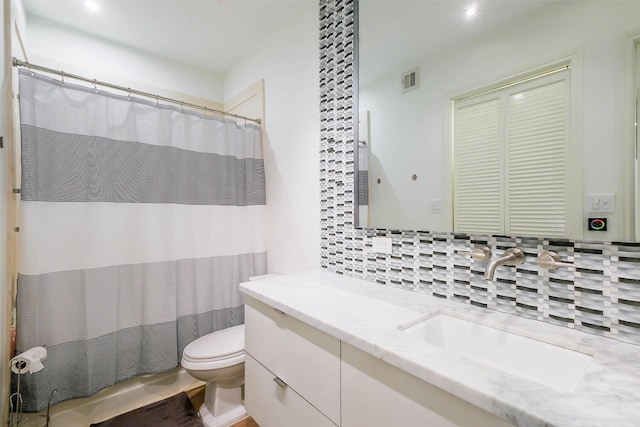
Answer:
[[318, 0, 640, 345]]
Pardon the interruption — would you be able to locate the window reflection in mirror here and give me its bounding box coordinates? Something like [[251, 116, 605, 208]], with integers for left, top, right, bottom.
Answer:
[[453, 67, 574, 238]]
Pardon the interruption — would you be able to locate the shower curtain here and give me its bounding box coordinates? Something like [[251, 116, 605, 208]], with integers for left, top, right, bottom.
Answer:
[[14, 69, 267, 411]]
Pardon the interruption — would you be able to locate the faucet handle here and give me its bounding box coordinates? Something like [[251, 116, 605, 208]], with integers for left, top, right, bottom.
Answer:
[[456, 246, 492, 261], [536, 251, 576, 270]]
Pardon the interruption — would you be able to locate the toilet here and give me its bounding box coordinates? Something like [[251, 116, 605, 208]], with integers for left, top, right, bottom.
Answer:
[[181, 324, 247, 427]]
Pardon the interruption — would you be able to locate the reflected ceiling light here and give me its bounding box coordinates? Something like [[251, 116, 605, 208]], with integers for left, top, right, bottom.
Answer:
[[465, 3, 479, 20], [85, 1, 100, 12]]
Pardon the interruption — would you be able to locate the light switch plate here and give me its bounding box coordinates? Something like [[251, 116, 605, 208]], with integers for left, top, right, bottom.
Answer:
[[429, 199, 442, 214], [587, 193, 616, 213]]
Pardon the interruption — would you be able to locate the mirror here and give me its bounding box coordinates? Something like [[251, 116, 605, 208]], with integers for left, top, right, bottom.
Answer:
[[356, 0, 640, 241]]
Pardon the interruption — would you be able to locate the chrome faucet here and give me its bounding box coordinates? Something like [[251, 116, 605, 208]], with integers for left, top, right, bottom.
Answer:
[[484, 248, 525, 280]]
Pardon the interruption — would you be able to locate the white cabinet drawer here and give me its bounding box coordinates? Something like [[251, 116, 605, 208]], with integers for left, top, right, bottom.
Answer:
[[244, 297, 340, 425], [245, 354, 338, 427]]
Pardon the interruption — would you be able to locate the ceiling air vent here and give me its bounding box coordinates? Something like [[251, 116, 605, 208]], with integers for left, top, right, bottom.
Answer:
[[401, 68, 419, 93]]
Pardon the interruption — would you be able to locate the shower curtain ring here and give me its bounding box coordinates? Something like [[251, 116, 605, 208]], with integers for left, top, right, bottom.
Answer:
[[60, 71, 65, 85], [180, 101, 184, 113], [92, 79, 97, 93], [127, 88, 131, 100]]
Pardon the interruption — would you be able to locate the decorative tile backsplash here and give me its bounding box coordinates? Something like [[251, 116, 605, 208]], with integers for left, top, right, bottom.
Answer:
[[318, 0, 640, 345]]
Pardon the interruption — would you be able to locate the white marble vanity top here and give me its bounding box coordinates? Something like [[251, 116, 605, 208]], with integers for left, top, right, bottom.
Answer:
[[239, 270, 640, 427]]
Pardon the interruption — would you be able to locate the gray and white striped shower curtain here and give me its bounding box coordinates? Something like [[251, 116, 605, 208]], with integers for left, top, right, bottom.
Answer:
[[15, 69, 267, 411]]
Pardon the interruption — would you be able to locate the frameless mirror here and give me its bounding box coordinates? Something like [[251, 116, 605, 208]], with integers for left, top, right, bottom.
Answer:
[[356, 0, 640, 241]]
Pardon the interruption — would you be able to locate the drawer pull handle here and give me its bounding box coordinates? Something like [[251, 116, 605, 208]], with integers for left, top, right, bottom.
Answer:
[[272, 307, 285, 315], [273, 376, 287, 388]]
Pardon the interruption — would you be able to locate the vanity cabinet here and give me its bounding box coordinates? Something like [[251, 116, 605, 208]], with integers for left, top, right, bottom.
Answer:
[[244, 296, 513, 427], [341, 343, 514, 427], [244, 297, 340, 427]]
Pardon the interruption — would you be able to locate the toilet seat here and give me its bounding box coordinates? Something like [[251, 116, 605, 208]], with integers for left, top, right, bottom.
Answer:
[[182, 324, 245, 370]]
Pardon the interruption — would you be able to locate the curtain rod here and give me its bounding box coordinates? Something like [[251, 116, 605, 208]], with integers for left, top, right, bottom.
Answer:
[[452, 64, 571, 102], [12, 58, 261, 125]]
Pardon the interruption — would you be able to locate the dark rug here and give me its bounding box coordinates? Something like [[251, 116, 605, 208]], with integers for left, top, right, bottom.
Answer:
[[90, 392, 203, 427]]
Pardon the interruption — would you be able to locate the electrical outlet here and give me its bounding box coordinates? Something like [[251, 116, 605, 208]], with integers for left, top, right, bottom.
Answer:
[[372, 237, 392, 254]]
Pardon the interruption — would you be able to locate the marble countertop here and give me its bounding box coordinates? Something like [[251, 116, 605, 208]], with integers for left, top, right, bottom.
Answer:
[[239, 270, 640, 427]]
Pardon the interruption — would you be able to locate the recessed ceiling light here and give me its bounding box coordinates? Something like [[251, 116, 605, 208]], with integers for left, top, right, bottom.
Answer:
[[85, 1, 100, 12], [465, 3, 479, 20]]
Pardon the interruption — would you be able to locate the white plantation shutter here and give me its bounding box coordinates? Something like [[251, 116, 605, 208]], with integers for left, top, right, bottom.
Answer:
[[506, 76, 568, 237], [453, 69, 570, 237], [454, 96, 503, 234]]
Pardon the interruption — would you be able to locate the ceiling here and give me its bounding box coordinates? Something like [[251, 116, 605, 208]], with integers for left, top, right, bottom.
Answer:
[[358, 0, 555, 86], [22, 0, 557, 81], [22, 0, 313, 74]]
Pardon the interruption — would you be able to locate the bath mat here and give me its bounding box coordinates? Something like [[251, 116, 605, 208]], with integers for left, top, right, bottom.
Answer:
[[90, 392, 203, 427]]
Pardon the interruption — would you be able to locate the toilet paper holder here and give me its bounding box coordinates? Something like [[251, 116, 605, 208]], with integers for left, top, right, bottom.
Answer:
[[9, 358, 24, 427], [9, 346, 54, 427]]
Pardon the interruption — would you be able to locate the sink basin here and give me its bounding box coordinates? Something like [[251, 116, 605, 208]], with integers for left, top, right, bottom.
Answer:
[[400, 314, 592, 392]]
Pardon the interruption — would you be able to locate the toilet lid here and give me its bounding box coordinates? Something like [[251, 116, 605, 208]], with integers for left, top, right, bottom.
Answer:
[[183, 324, 244, 361]]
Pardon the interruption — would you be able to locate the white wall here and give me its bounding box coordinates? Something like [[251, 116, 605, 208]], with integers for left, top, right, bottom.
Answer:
[[224, 3, 320, 274], [360, 1, 640, 241], [25, 15, 224, 104]]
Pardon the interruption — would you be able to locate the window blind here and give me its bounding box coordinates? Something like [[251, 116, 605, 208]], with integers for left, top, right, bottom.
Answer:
[[453, 70, 569, 237], [453, 95, 503, 234]]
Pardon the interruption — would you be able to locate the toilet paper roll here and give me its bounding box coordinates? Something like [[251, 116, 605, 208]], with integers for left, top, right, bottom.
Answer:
[[10, 346, 47, 375]]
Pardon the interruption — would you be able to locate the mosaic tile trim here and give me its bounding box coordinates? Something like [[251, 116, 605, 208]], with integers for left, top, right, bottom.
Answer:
[[318, 0, 640, 345]]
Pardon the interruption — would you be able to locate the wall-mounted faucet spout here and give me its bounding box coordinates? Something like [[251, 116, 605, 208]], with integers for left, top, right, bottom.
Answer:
[[484, 248, 525, 280]]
